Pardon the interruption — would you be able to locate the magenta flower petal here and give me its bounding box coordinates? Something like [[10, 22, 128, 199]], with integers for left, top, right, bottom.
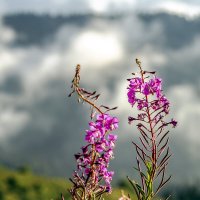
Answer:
[[73, 113, 118, 193]]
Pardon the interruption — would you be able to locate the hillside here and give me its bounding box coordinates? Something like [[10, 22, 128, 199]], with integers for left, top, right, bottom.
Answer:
[[0, 166, 135, 200], [0, 166, 71, 200]]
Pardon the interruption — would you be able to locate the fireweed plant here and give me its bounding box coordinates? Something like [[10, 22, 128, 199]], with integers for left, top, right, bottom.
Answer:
[[126, 59, 177, 200], [68, 65, 119, 200]]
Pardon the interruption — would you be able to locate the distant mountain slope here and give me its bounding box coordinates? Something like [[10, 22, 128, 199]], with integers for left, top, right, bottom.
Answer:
[[0, 165, 70, 200], [0, 165, 134, 200], [3, 12, 200, 48], [3, 13, 120, 45], [139, 12, 200, 49]]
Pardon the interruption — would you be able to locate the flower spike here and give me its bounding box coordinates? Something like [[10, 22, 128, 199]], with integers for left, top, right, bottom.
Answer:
[[68, 64, 119, 200], [126, 59, 177, 200]]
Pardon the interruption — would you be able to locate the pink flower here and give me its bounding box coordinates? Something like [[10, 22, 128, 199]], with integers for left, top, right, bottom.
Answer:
[[74, 113, 118, 191]]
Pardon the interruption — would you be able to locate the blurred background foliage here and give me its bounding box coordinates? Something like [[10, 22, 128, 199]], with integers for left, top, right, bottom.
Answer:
[[0, 166, 70, 200], [0, 165, 200, 200], [0, 165, 132, 200]]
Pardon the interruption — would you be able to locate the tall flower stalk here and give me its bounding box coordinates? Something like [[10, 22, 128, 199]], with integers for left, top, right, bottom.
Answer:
[[68, 65, 119, 200], [126, 59, 177, 200]]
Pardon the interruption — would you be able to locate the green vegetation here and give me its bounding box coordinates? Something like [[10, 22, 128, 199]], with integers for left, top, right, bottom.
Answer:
[[0, 166, 164, 200], [0, 166, 132, 200], [0, 166, 70, 200]]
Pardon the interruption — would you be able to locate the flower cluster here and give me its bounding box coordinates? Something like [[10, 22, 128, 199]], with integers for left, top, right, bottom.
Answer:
[[127, 75, 177, 129], [126, 59, 177, 200], [127, 76, 169, 112], [70, 113, 118, 199], [74, 113, 118, 192]]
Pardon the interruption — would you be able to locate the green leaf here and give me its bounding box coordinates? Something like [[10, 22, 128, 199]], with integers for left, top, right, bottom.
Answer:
[[133, 167, 147, 180], [127, 176, 140, 199]]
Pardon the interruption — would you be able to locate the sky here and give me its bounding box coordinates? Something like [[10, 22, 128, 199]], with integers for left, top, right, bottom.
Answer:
[[0, 0, 200, 187], [1, 0, 200, 18]]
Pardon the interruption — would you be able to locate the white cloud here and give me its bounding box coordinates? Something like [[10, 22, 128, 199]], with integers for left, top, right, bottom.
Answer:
[[168, 84, 200, 143], [0, 19, 22, 82], [88, 0, 136, 13], [151, 1, 200, 19], [0, 19, 16, 44], [135, 46, 167, 69], [0, 108, 30, 140], [169, 35, 200, 61], [167, 84, 200, 181], [68, 31, 124, 68]]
